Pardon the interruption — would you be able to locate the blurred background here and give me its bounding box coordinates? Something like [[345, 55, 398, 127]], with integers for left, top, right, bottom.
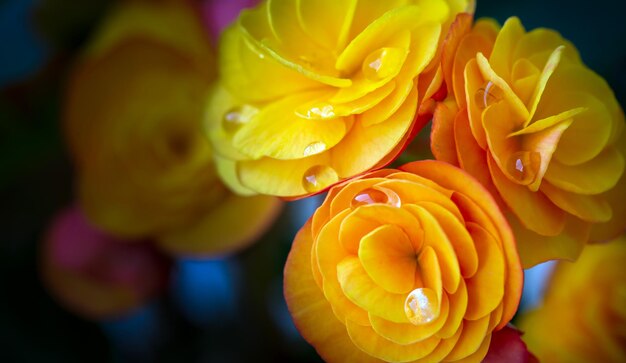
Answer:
[[0, 0, 624, 362]]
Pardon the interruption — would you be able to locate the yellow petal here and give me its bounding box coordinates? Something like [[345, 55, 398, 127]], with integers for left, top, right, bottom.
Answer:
[[296, 0, 357, 51], [544, 147, 625, 195], [238, 152, 335, 197], [157, 195, 282, 255], [540, 181, 612, 223], [489, 17, 525, 82], [330, 86, 417, 177]]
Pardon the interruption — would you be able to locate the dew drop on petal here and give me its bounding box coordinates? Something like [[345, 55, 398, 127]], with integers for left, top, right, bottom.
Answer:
[[303, 141, 327, 157], [296, 103, 336, 120], [474, 81, 502, 109], [302, 165, 338, 193], [507, 151, 542, 184], [351, 186, 401, 209], [404, 288, 439, 325], [222, 105, 257, 134], [362, 47, 406, 81]]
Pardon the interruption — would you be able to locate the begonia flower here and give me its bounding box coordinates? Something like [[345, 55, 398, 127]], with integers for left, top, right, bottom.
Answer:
[[206, 0, 474, 197], [284, 160, 522, 362], [64, 0, 281, 255], [431, 16, 626, 267]]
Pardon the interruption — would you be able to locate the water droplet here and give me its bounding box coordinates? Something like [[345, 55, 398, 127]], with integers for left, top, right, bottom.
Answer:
[[296, 103, 336, 120], [303, 141, 327, 157], [302, 165, 338, 193], [351, 186, 401, 209], [222, 105, 257, 134], [362, 47, 406, 81], [507, 151, 541, 184], [404, 288, 439, 325], [474, 81, 502, 109]]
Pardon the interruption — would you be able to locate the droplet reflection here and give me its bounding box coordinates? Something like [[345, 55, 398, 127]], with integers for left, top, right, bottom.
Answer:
[[404, 288, 439, 325], [507, 151, 541, 184], [351, 186, 401, 209], [303, 141, 327, 157], [302, 165, 338, 193], [474, 81, 501, 109], [222, 105, 257, 134]]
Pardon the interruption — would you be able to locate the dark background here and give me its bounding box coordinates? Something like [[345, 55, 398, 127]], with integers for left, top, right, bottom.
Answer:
[[0, 0, 624, 362]]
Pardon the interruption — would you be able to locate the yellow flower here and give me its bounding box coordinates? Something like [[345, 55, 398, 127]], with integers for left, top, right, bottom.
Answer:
[[430, 16, 626, 267], [65, 0, 281, 255], [519, 235, 626, 362], [206, 0, 473, 197], [284, 161, 522, 363]]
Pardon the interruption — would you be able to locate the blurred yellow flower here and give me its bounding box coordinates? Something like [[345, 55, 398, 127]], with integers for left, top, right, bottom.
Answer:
[[65, 0, 281, 256], [519, 236, 626, 362], [206, 0, 474, 197], [430, 16, 626, 267], [284, 161, 522, 362]]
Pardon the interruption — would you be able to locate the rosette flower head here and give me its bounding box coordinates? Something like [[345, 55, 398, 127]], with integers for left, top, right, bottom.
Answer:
[[284, 161, 522, 362], [207, 0, 473, 197], [65, 0, 281, 255], [431, 17, 626, 267]]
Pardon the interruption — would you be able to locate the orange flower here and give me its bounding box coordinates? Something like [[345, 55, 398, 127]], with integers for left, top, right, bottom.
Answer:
[[64, 0, 281, 255], [431, 16, 626, 267], [206, 0, 474, 198], [519, 235, 626, 362], [284, 160, 522, 362], [42, 207, 170, 318]]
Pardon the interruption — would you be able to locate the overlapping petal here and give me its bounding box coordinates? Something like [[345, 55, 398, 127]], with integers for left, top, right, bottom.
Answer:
[[284, 160, 522, 362], [431, 16, 626, 267], [206, 0, 474, 197]]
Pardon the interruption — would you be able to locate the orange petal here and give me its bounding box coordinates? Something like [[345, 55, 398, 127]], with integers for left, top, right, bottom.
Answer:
[[443, 316, 490, 361], [346, 319, 440, 363], [284, 221, 380, 363], [438, 280, 468, 339], [337, 255, 409, 323], [358, 224, 417, 294], [431, 102, 460, 165], [488, 153, 566, 236], [369, 294, 450, 345], [405, 205, 461, 294], [464, 223, 505, 320], [419, 202, 478, 278]]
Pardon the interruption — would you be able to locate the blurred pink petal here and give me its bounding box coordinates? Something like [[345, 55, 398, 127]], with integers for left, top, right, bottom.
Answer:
[[42, 206, 171, 318], [483, 325, 539, 363], [201, 0, 258, 42]]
